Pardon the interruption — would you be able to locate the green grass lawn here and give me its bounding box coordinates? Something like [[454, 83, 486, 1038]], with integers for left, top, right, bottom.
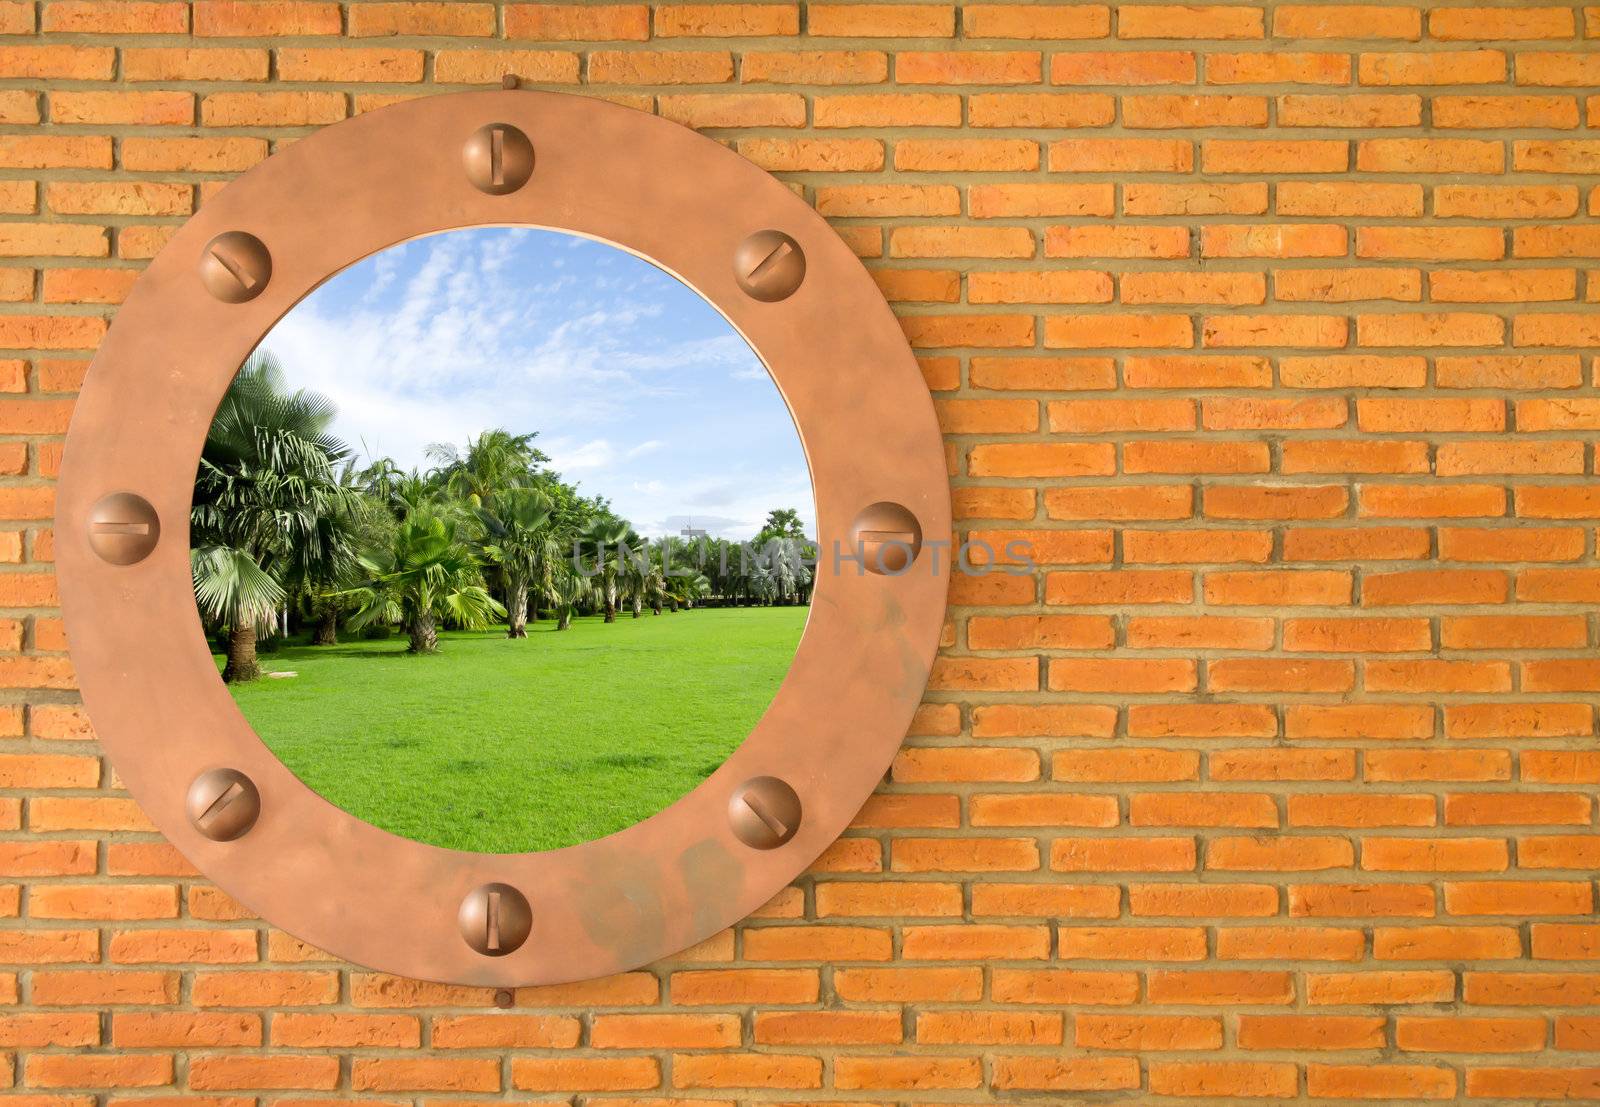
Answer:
[[219, 607, 809, 853]]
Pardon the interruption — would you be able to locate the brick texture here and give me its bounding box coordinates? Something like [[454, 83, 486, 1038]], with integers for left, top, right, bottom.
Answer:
[[4, 0, 1600, 1100]]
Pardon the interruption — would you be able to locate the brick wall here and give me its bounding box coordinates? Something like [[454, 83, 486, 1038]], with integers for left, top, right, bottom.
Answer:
[[3, 0, 1600, 1100]]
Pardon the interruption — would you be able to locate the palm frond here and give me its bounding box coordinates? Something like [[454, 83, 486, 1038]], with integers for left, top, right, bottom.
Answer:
[[192, 545, 285, 632]]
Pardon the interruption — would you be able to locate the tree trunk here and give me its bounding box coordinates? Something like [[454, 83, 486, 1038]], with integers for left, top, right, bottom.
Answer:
[[311, 609, 338, 646], [632, 594, 643, 617], [222, 624, 260, 683], [507, 579, 529, 639], [557, 609, 572, 630], [408, 613, 439, 654], [603, 582, 617, 623]]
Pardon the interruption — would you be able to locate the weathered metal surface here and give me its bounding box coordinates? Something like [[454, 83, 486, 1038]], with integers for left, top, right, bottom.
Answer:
[[55, 90, 951, 986]]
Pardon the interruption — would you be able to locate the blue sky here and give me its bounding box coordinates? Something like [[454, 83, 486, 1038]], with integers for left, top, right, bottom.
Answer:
[[252, 226, 815, 540]]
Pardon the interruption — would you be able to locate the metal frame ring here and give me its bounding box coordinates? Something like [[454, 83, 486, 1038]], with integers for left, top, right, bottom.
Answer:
[[55, 90, 950, 986]]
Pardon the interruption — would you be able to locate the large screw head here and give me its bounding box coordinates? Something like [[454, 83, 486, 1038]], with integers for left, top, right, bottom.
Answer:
[[728, 777, 802, 850], [459, 883, 532, 957], [463, 122, 534, 196], [198, 231, 272, 304], [849, 502, 923, 575], [186, 768, 261, 842], [734, 230, 806, 302], [87, 492, 160, 566]]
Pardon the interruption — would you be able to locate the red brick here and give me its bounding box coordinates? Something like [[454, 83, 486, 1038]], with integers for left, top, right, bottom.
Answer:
[[503, 4, 647, 39], [348, 2, 494, 36], [193, 1, 338, 35], [808, 3, 952, 36], [353, 1057, 500, 1092], [123, 46, 268, 80], [1119, 5, 1262, 39], [966, 4, 1109, 38], [1239, 1014, 1386, 1050], [1215, 52, 1351, 85], [24, 1053, 173, 1089], [0, 44, 114, 78], [1049, 137, 1192, 172], [114, 1012, 260, 1048], [188, 1054, 336, 1091], [1378, 925, 1521, 960], [1148, 970, 1292, 1005], [993, 1055, 1138, 1091]]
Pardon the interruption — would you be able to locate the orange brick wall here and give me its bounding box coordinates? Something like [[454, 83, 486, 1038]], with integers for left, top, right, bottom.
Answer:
[[3, 0, 1600, 1100]]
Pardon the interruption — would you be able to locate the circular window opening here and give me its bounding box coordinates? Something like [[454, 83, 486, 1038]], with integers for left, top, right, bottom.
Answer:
[[187, 226, 817, 854]]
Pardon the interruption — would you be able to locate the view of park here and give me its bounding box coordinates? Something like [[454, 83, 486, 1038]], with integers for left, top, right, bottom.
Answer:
[[190, 227, 815, 853]]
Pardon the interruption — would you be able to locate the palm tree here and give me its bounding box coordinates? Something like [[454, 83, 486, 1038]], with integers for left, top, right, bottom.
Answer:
[[771, 543, 801, 604], [763, 507, 805, 539], [766, 535, 814, 605], [303, 461, 394, 646], [190, 353, 355, 682], [642, 544, 669, 615], [476, 487, 554, 638], [427, 429, 543, 507], [527, 529, 567, 626], [753, 511, 815, 606], [577, 516, 631, 623], [549, 564, 589, 630], [355, 456, 413, 518], [669, 571, 712, 610], [342, 508, 504, 653], [620, 527, 649, 618], [748, 561, 777, 606]]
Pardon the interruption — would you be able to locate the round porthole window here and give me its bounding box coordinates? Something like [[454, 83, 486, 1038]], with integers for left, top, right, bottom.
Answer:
[[56, 90, 950, 985]]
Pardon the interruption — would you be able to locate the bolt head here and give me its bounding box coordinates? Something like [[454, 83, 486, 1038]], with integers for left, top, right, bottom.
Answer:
[[459, 882, 533, 957], [186, 768, 261, 842], [199, 231, 272, 304], [734, 230, 806, 302], [849, 502, 923, 575], [728, 776, 802, 850], [87, 492, 161, 566], [463, 123, 535, 196]]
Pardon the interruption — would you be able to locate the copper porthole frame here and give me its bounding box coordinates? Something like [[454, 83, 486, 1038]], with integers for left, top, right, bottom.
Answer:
[[55, 91, 950, 986]]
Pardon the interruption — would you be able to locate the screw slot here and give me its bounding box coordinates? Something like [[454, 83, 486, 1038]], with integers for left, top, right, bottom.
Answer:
[[186, 768, 261, 842], [734, 230, 806, 302], [463, 123, 534, 196], [198, 231, 272, 304], [87, 492, 160, 566], [459, 882, 532, 957], [728, 777, 802, 850], [849, 502, 923, 575]]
